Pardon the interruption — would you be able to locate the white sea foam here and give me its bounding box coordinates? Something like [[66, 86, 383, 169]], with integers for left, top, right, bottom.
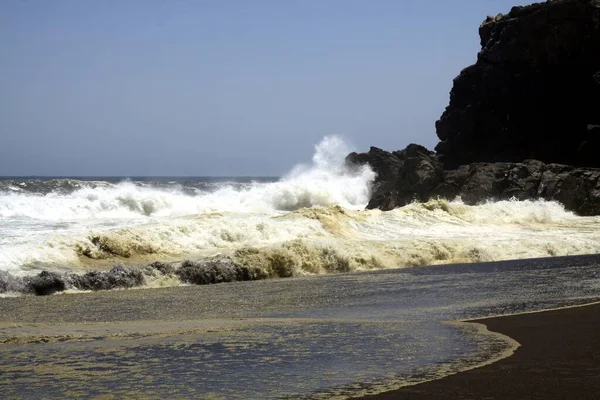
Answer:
[[1, 136, 600, 278], [0, 136, 374, 221]]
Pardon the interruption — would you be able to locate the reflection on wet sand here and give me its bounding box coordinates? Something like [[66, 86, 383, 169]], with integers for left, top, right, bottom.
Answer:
[[1, 254, 599, 398]]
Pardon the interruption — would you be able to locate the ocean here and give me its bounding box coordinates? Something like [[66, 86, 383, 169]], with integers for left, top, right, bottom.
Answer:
[[2, 137, 600, 287], [1, 136, 600, 398]]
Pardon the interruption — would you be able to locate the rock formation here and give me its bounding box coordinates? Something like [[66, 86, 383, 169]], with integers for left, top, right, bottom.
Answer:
[[347, 0, 600, 215], [347, 145, 600, 215], [435, 0, 600, 169], [346, 144, 443, 210]]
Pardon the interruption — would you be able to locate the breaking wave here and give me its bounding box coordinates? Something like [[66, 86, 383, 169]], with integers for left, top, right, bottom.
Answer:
[[2, 136, 600, 295], [0, 136, 374, 220]]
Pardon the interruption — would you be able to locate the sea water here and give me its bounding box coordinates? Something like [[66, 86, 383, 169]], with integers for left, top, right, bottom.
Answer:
[[1, 136, 600, 398], [1, 136, 599, 283], [1, 255, 599, 398]]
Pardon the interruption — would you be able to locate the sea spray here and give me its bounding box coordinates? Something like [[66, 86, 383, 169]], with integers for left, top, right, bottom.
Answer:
[[271, 135, 375, 211], [2, 198, 600, 284], [1, 137, 600, 291], [0, 136, 375, 220]]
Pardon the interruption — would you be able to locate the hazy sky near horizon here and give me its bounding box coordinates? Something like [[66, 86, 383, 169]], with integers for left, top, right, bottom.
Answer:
[[1, 0, 531, 176]]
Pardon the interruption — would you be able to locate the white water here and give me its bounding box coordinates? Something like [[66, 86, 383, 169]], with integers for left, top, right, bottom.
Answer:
[[1, 136, 600, 277], [0, 137, 373, 221]]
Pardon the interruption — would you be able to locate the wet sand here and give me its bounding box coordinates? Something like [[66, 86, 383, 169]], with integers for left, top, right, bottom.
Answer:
[[2, 255, 600, 398], [357, 303, 600, 400]]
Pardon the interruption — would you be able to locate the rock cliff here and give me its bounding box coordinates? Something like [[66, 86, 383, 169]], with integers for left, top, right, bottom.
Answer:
[[348, 0, 600, 215], [435, 0, 600, 169]]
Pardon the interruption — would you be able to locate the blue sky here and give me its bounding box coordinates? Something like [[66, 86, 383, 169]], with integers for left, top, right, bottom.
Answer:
[[1, 0, 531, 176]]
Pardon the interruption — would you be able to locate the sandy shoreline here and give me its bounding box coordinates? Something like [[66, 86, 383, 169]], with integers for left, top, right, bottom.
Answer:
[[355, 302, 600, 399], [2, 256, 600, 398]]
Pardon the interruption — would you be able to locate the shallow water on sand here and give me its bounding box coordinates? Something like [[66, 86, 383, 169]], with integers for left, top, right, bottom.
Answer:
[[1, 254, 599, 398]]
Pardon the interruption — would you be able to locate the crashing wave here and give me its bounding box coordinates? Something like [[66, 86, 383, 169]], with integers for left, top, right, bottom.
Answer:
[[2, 136, 600, 294], [0, 136, 374, 220], [0, 256, 270, 296]]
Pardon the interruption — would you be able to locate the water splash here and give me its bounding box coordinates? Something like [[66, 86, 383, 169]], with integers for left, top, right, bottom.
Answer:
[[0, 136, 374, 220], [1, 137, 600, 283]]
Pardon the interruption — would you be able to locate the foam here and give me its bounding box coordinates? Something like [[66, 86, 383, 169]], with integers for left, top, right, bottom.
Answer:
[[2, 137, 600, 280], [0, 136, 374, 221]]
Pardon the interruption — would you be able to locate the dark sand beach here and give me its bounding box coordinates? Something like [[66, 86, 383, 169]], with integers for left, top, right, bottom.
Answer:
[[358, 303, 600, 400], [2, 255, 600, 398]]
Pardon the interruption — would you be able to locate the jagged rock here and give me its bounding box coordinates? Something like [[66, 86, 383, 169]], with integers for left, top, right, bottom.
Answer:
[[346, 145, 600, 215], [436, 0, 600, 169], [350, 1, 600, 214], [347, 144, 443, 209]]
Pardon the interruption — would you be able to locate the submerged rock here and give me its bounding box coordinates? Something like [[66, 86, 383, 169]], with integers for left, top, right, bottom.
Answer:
[[0, 254, 271, 297], [0, 268, 147, 296], [146, 261, 176, 276], [435, 0, 600, 169], [0, 257, 270, 296]]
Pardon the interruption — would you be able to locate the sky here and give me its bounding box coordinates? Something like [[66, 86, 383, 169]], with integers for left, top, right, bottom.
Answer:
[[1, 0, 532, 176]]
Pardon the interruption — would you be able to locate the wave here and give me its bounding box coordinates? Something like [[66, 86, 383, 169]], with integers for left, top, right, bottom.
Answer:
[[2, 197, 599, 291], [2, 136, 600, 294], [0, 179, 115, 195], [0, 257, 266, 296], [0, 137, 374, 220]]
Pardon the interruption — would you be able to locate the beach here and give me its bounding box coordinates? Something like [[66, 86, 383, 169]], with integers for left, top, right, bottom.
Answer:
[[359, 303, 600, 400], [4, 0, 600, 398], [1, 255, 600, 398], [2, 150, 600, 399]]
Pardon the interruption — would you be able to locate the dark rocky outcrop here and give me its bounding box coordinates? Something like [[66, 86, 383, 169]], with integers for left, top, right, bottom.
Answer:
[[346, 144, 444, 210], [346, 145, 600, 215], [348, 1, 600, 215], [435, 0, 600, 169]]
